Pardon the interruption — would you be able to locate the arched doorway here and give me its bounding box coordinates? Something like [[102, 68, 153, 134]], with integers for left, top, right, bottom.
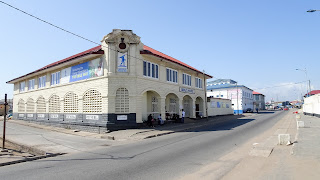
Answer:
[[183, 95, 193, 118], [165, 93, 179, 120], [142, 90, 161, 121], [195, 96, 204, 118]]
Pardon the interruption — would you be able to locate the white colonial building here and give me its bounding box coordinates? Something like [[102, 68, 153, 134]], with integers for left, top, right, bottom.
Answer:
[[7, 29, 212, 131], [206, 79, 253, 114]]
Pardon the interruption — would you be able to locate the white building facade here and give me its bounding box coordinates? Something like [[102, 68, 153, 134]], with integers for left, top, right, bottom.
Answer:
[[7, 29, 212, 131], [206, 79, 253, 114]]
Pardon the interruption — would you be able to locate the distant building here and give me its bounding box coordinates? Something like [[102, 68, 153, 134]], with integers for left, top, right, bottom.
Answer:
[[206, 79, 253, 114], [304, 90, 320, 97], [253, 91, 265, 110], [207, 97, 234, 116], [303, 93, 320, 117]]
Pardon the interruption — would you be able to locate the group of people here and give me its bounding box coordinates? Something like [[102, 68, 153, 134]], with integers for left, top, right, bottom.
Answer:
[[147, 109, 185, 127]]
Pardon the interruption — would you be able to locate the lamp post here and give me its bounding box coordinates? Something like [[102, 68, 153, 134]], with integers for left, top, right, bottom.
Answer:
[[296, 68, 311, 97]]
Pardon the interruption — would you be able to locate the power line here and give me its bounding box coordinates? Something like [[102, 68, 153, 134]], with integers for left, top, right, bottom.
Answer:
[[253, 81, 308, 90], [0, 1, 149, 64]]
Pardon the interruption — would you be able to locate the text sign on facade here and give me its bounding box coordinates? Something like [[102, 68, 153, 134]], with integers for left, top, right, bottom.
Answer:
[[117, 52, 128, 72], [50, 114, 59, 118], [117, 115, 127, 121], [86, 115, 99, 120], [70, 62, 90, 82], [66, 115, 76, 119], [61, 58, 104, 84], [179, 87, 195, 94], [27, 114, 34, 118], [37, 114, 45, 118], [18, 114, 25, 118]]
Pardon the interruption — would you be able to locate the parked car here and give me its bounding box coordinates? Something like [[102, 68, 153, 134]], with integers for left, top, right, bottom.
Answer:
[[246, 108, 253, 113], [284, 107, 289, 111]]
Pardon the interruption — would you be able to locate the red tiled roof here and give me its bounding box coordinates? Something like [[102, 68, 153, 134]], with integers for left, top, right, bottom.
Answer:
[[7, 46, 103, 83], [304, 90, 320, 97], [7, 44, 212, 83], [141, 45, 212, 78], [253, 91, 264, 95]]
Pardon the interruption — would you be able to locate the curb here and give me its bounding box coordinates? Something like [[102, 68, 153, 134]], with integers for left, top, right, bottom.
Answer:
[[0, 153, 66, 167], [143, 118, 231, 139]]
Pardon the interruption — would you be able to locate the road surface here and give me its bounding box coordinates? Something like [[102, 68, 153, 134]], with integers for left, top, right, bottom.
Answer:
[[0, 111, 287, 180]]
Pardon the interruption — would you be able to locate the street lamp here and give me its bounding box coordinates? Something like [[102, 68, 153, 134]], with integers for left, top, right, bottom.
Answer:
[[296, 68, 311, 97], [307, 9, 320, 13]]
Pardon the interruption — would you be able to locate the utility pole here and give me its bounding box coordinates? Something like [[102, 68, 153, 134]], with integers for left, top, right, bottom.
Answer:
[[2, 94, 7, 149], [203, 70, 208, 120], [236, 82, 239, 115]]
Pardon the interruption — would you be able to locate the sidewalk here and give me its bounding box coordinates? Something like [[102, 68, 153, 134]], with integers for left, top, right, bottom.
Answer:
[[293, 113, 320, 160]]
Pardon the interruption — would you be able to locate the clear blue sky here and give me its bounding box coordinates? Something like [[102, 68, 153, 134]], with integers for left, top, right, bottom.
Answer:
[[1, 0, 319, 102]]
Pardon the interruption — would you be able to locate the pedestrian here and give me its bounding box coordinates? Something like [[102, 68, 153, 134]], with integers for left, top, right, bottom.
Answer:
[[256, 108, 259, 113], [181, 109, 185, 123], [158, 114, 164, 126], [147, 114, 153, 127]]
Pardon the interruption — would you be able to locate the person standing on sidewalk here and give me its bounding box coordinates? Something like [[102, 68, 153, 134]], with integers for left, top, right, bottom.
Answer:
[[181, 109, 185, 123]]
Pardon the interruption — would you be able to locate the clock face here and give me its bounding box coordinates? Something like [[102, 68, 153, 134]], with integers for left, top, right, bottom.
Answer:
[[119, 43, 126, 50]]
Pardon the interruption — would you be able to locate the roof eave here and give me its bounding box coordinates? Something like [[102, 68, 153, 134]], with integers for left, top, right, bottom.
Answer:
[[7, 49, 104, 84], [140, 50, 213, 78]]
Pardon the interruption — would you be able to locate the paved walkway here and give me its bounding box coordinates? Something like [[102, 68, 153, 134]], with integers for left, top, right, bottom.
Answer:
[[293, 113, 320, 160], [179, 109, 320, 180]]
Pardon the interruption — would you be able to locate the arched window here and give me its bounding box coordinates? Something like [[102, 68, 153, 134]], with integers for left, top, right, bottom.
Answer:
[[151, 96, 158, 113], [64, 92, 79, 113], [18, 99, 25, 113], [83, 89, 102, 113], [49, 94, 60, 113], [36, 96, 46, 113], [115, 88, 129, 113], [26, 98, 35, 113], [169, 98, 177, 113]]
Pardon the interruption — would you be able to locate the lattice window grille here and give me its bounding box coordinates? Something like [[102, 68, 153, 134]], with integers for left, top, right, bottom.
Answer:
[[151, 96, 158, 113], [169, 98, 177, 113], [115, 88, 129, 113], [26, 98, 35, 113], [36, 96, 46, 113], [64, 92, 79, 113], [83, 89, 102, 113], [49, 95, 60, 113], [18, 99, 25, 113]]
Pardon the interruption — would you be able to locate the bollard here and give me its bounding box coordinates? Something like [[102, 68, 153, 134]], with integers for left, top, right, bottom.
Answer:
[[297, 121, 305, 129], [278, 134, 291, 145]]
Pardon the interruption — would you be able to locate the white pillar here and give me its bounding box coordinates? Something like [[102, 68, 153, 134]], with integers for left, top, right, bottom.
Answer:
[[160, 97, 166, 120]]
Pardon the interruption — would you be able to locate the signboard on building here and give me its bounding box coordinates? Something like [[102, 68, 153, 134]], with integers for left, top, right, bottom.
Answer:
[[179, 87, 195, 94], [60, 58, 104, 84], [86, 115, 99, 120], [117, 52, 128, 72], [117, 115, 127, 121]]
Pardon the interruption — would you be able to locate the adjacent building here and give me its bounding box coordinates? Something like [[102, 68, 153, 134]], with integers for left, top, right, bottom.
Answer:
[[7, 29, 212, 131], [207, 97, 233, 117], [206, 79, 253, 114], [253, 91, 265, 110]]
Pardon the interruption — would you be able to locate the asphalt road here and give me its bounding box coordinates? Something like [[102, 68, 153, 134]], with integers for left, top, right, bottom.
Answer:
[[0, 111, 287, 180]]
